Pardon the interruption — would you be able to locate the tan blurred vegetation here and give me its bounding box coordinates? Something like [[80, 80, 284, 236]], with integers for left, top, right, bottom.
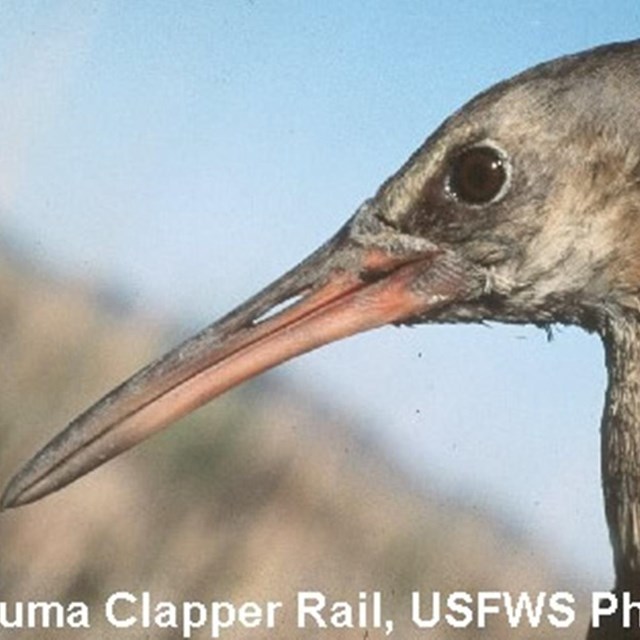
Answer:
[[0, 240, 588, 639]]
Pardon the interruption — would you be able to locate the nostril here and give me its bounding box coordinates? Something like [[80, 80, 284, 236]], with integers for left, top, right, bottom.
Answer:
[[251, 292, 307, 326]]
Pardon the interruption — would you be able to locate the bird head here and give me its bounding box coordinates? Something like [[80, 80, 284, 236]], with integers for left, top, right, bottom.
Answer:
[[374, 39, 640, 332], [3, 40, 640, 509]]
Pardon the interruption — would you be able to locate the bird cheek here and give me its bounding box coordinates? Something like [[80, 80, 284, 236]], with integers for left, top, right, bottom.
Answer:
[[404, 181, 509, 247], [397, 176, 452, 236], [402, 202, 461, 246], [461, 239, 514, 266]]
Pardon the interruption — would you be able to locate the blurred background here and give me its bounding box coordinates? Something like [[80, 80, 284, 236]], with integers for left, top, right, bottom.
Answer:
[[0, 1, 638, 638]]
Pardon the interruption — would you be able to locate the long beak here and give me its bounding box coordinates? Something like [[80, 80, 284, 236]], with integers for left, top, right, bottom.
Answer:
[[1, 211, 477, 509]]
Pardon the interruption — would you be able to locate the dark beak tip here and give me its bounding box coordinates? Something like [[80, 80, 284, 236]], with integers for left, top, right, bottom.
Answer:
[[0, 467, 37, 511], [0, 492, 14, 512], [0, 481, 20, 511]]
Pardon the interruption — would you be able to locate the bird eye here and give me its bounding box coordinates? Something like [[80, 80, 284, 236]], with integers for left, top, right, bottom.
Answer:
[[447, 145, 509, 205]]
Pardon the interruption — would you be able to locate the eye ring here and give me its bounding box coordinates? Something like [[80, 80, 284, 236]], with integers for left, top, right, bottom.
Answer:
[[446, 143, 511, 206]]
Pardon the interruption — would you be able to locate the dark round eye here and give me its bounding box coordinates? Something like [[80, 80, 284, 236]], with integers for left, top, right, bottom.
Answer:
[[447, 145, 509, 205]]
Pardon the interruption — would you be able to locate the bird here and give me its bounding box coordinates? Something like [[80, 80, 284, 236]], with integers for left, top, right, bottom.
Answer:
[[2, 39, 640, 637]]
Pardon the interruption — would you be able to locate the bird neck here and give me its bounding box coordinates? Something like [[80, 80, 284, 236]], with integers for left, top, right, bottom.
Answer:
[[602, 314, 640, 593]]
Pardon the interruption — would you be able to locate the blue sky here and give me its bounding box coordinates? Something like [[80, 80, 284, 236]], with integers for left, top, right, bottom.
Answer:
[[1, 1, 639, 583]]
